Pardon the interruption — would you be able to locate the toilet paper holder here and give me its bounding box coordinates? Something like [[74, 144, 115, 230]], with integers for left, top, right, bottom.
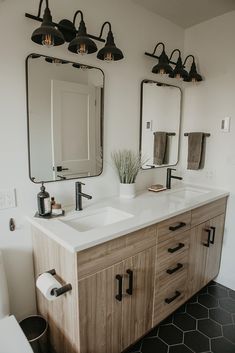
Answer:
[[45, 269, 72, 297]]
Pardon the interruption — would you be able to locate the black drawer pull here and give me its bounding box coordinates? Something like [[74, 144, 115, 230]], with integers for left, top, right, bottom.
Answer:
[[203, 229, 211, 248], [168, 243, 185, 253], [115, 275, 123, 301], [166, 263, 183, 275], [169, 222, 186, 231], [210, 226, 216, 244], [126, 269, 133, 295], [165, 291, 181, 304]]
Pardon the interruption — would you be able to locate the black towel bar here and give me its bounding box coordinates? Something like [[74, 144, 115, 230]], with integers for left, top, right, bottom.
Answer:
[[184, 133, 210, 137], [153, 132, 176, 136]]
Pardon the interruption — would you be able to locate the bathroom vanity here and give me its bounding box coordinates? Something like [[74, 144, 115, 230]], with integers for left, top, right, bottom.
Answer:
[[29, 185, 228, 353]]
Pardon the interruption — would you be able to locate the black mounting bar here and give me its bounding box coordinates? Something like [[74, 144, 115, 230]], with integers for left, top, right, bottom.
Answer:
[[153, 132, 176, 136], [184, 133, 211, 137], [44, 269, 72, 297], [145, 52, 177, 66], [25, 12, 106, 43]]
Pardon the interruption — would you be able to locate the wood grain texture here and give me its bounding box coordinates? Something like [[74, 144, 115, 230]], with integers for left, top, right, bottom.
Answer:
[[191, 197, 227, 227], [77, 225, 157, 280], [78, 261, 123, 353], [122, 246, 156, 350], [157, 212, 191, 243], [157, 230, 191, 268], [32, 227, 80, 353]]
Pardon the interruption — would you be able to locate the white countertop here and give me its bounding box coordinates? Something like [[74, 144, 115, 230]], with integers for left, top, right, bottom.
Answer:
[[27, 184, 229, 253]]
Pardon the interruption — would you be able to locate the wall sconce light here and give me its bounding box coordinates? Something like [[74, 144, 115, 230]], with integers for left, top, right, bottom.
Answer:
[[30, 0, 65, 47], [25, 1, 124, 62], [145, 42, 203, 82], [183, 55, 203, 82]]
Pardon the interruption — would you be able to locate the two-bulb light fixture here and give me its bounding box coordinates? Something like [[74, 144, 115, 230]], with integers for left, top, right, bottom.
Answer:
[[145, 42, 203, 82], [25, 0, 124, 63]]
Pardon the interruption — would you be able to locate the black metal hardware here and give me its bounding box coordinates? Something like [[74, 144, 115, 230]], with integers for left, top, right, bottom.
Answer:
[[153, 132, 176, 136], [165, 291, 181, 304], [184, 133, 210, 137], [75, 181, 92, 211], [9, 218, 15, 232], [57, 175, 67, 180], [166, 263, 183, 275], [42, 269, 72, 297], [210, 226, 216, 244], [166, 168, 183, 189], [203, 229, 211, 247], [115, 275, 123, 301], [169, 222, 186, 231], [57, 166, 69, 172], [126, 269, 133, 295], [52, 283, 72, 297], [168, 243, 185, 253]]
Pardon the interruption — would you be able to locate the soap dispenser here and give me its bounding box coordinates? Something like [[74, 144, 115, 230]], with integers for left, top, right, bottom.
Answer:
[[37, 182, 51, 216]]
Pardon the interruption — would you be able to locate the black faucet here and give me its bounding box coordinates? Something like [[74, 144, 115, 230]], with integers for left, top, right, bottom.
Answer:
[[75, 181, 92, 211], [166, 168, 183, 189]]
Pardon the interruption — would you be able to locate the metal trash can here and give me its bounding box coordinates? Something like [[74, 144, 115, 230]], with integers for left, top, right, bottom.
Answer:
[[19, 315, 49, 353]]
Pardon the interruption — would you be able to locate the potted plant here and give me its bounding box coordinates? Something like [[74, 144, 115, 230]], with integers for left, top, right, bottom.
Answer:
[[111, 150, 144, 199]]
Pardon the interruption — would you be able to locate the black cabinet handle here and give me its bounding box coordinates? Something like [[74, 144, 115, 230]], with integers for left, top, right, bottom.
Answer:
[[168, 243, 185, 253], [210, 226, 216, 244], [126, 269, 133, 295], [203, 229, 211, 247], [115, 275, 123, 301], [165, 291, 181, 304], [166, 263, 183, 275], [169, 222, 186, 231]]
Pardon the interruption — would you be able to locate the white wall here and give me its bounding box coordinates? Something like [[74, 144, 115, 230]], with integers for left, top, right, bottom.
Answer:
[[0, 0, 184, 319], [180, 11, 235, 290]]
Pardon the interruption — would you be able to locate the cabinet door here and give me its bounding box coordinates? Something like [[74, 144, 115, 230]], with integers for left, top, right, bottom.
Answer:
[[205, 214, 225, 283], [122, 246, 156, 350], [188, 223, 209, 296], [78, 261, 123, 353]]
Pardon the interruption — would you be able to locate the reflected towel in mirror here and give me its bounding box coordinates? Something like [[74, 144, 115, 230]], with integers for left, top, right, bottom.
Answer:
[[153, 131, 168, 165]]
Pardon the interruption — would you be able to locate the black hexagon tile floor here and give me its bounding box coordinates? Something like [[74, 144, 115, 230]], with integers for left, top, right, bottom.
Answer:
[[124, 281, 235, 353]]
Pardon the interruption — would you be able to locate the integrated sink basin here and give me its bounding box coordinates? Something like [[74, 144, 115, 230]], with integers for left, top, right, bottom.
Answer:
[[61, 207, 134, 232], [168, 187, 210, 201]]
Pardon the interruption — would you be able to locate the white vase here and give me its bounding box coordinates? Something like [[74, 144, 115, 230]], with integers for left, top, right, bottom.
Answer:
[[119, 183, 136, 199]]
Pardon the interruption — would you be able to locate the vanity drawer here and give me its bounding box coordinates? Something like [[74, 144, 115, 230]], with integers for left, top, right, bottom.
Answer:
[[191, 197, 227, 227], [77, 225, 157, 279], [156, 252, 189, 290], [153, 271, 187, 326], [157, 230, 190, 267], [157, 212, 191, 244]]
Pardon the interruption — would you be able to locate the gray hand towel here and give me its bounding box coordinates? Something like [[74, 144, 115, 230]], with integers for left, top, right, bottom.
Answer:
[[187, 132, 205, 170], [153, 132, 168, 165]]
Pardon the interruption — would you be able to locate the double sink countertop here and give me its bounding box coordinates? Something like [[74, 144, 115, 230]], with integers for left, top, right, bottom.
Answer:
[[27, 184, 229, 253]]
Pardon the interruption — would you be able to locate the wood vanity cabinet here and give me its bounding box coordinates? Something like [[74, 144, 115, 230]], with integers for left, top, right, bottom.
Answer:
[[32, 196, 227, 353]]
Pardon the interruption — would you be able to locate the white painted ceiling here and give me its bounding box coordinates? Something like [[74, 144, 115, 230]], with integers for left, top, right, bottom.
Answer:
[[131, 0, 235, 28]]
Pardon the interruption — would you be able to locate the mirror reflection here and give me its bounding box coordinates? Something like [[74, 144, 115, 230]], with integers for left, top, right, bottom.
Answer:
[[26, 54, 104, 183], [140, 80, 181, 169]]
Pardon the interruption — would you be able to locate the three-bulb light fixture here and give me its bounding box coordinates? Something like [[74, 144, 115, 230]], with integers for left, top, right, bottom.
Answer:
[[25, 0, 124, 63], [145, 42, 203, 82]]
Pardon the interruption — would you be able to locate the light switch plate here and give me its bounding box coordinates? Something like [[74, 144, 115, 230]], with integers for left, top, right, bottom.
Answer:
[[221, 117, 231, 132], [0, 189, 16, 210]]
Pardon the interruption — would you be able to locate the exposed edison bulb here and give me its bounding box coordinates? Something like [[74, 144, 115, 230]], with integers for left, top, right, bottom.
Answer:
[[159, 68, 166, 75], [80, 65, 89, 71], [175, 74, 182, 80], [192, 78, 197, 83], [42, 34, 54, 48], [104, 52, 114, 62], [77, 43, 88, 55]]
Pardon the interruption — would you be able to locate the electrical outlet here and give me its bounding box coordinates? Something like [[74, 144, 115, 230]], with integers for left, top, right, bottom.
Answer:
[[0, 189, 16, 210]]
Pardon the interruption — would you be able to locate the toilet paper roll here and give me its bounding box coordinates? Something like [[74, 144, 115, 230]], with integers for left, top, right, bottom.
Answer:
[[36, 272, 62, 301]]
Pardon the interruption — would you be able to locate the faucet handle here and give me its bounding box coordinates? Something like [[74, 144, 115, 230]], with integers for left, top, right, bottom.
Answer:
[[76, 181, 85, 186]]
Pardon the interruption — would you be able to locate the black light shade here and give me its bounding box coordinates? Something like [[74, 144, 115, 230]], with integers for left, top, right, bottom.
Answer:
[[185, 62, 203, 82], [68, 19, 97, 54], [31, 7, 65, 47], [58, 19, 76, 43], [169, 56, 189, 80], [152, 49, 173, 75], [97, 30, 124, 61]]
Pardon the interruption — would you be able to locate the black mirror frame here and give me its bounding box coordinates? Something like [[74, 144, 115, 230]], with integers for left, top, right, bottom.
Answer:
[[139, 79, 182, 170], [25, 53, 105, 184]]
